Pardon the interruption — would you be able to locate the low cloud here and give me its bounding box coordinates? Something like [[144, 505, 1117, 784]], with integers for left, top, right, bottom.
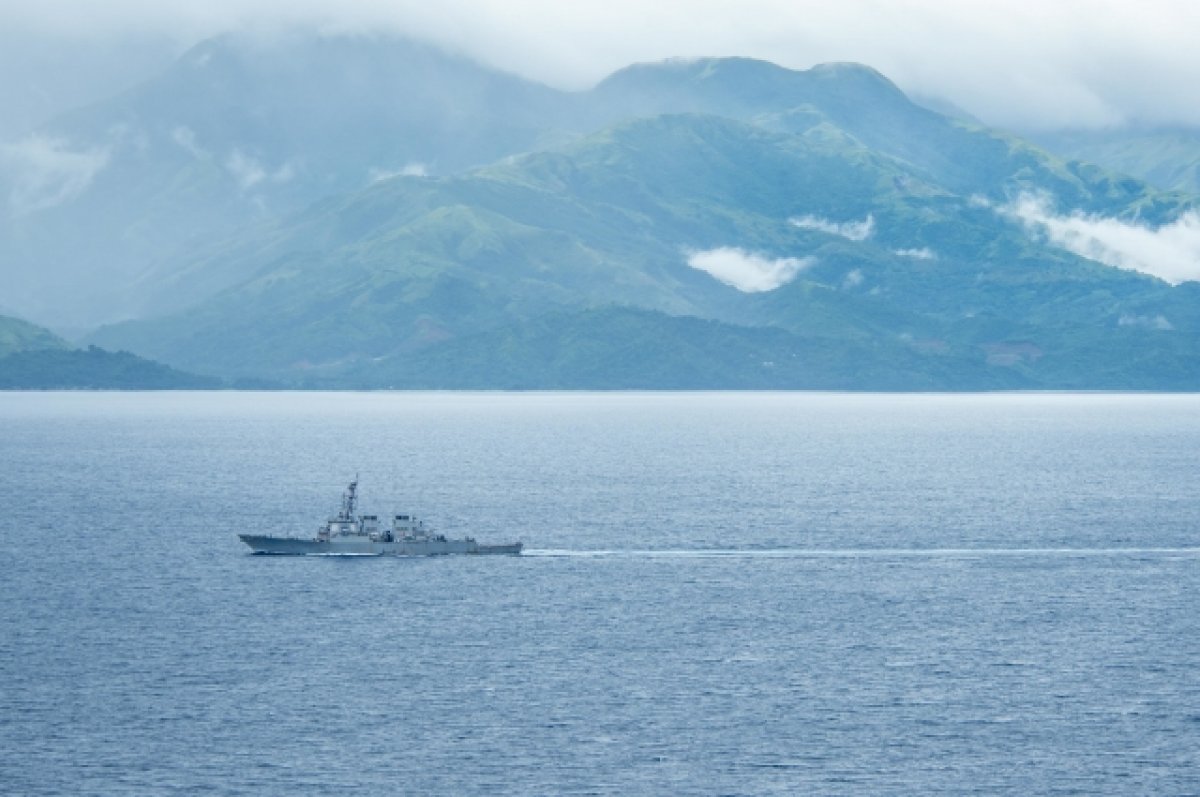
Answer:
[[172, 125, 207, 159], [1006, 192, 1200, 284], [7, 3, 1200, 132], [893, 247, 936, 260], [226, 149, 265, 189], [369, 162, 429, 182], [1118, 313, 1173, 330], [686, 247, 814, 292], [226, 148, 295, 189], [790, 213, 874, 241], [841, 268, 864, 289], [0, 134, 110, 213]]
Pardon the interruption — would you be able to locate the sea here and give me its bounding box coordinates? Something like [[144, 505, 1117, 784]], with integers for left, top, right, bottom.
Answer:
[[1, 391, 1197, 796]]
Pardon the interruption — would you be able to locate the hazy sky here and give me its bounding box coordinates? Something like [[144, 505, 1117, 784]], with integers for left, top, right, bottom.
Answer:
[[2, 0, 1199, 132]]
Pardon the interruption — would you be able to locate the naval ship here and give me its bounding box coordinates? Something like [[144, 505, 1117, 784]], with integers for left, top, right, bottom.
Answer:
[[239, 479, 522, 556]]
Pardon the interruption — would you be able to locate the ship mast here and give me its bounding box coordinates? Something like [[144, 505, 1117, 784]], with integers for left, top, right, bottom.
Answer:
[[340, 475, 359, 521]]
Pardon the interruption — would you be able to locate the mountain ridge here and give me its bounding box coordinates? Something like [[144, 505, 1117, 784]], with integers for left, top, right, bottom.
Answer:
[[87, 107, 1200, 387]]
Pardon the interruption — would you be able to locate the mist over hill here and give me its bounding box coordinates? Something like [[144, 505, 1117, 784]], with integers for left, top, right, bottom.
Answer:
[[5, 33, 1200, 388], [1030, 127, 1200, 196]]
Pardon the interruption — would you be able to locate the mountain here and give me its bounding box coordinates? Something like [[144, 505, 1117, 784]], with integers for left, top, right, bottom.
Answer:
[[1029, 127, 1200, 195], [0, 314, 219, 388], [591, 58, 1170, 214], [11, 36, 1200, 388], [85, 110, 972, 375], [328, 306, 1027, 390], [89, 105, 1200, 388], [0, 346, 222, 389], [9, 37, 1183, 334], [0, 314, 69, 357], [0, 33, 574, 330]]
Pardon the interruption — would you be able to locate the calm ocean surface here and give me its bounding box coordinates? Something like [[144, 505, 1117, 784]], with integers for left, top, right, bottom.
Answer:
[[1, 391, 1198, 795]]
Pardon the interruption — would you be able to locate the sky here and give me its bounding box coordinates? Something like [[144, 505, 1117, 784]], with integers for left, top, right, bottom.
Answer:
[[1, 0, 1199, 134]]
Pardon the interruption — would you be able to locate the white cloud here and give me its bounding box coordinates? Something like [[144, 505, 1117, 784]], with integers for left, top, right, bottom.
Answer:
[[369, 162, 429, 182], [1119, 314, 1173, 330], [172, 125, 207, 158], [686, 246, 813, 292], [893, 247, 936, 260], [226, 149, 265, 189], [0, 134, 110, 213], [841, 268, 864, 289], [272, 161, 296, 182], [225, 149, 295, 189], [790, 213, 874, 241], [1006, 192, 1200, 285]]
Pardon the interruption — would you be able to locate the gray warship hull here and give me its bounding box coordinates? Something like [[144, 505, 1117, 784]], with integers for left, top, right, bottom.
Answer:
[[239, 534, 522, 556]]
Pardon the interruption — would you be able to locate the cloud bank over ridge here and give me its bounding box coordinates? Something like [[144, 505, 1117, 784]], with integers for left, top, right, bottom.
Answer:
[[686, 247, 814, 292], [790, 214, 875, 241], [2, 1, 1199, 131], [1007, 193, 1200, 285]]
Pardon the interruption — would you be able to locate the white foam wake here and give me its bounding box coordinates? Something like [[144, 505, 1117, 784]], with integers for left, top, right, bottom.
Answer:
[[521, 547, 1200, 559]]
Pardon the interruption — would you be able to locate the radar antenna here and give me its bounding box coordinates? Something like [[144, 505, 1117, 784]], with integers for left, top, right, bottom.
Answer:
[[340, 475, 359, 520]]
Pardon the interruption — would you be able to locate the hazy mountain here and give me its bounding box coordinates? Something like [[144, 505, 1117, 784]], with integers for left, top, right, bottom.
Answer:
[[0, 314, 69, 357], [0, 33, 575, 329], [0, 346, 221, 389], [0, 314, 217, 388], [1030, 127, 1200, 195]]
